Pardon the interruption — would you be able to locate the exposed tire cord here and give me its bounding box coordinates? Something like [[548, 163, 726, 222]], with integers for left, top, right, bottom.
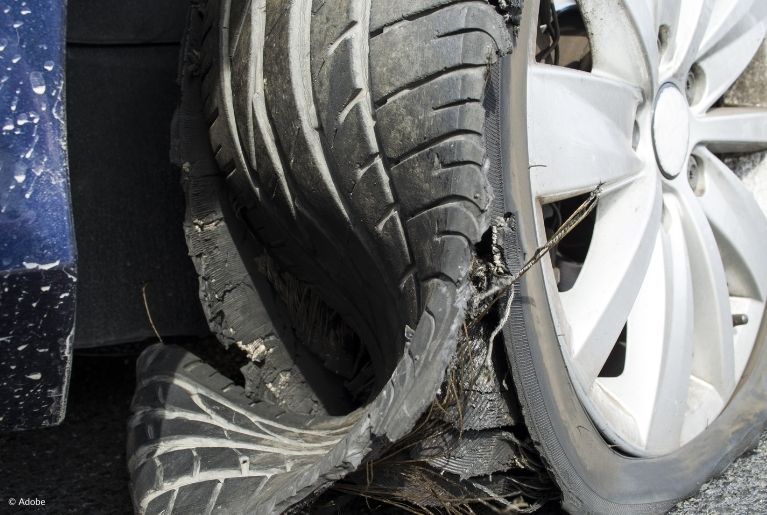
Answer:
[[128, 1, 514, 513]]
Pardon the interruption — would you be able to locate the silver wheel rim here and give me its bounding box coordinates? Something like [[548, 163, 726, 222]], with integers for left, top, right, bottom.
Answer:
[[517, 0, 767, 457]]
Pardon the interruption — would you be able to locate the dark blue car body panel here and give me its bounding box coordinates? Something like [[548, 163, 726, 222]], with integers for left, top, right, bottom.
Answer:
[[0, 0, 76, 431]]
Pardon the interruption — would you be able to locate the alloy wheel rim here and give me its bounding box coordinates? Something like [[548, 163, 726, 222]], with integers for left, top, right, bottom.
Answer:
[[518, 0, 767, 456]]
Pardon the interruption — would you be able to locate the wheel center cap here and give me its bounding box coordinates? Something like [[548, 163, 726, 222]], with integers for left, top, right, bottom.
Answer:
[[652, 84, 691, 178]]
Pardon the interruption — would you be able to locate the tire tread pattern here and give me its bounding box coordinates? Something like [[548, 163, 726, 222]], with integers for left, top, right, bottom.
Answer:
[[130, 0, 514, 512]]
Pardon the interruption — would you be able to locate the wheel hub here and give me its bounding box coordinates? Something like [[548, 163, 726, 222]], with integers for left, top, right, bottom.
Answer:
[[652, 83, 691, 179]]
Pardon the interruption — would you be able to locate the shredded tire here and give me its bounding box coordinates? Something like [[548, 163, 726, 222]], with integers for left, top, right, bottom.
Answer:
[[128, 1, 517, 513]]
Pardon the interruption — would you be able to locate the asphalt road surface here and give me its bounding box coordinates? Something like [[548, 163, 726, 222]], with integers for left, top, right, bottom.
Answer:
[[0, 348, 766, 514], [0, 353, 136, 514], [672, 434, 767, 515]]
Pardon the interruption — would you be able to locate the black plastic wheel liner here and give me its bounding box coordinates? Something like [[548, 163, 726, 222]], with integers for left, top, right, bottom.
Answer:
[[66, 0, 210, 348], [67, 0, 190, 45]]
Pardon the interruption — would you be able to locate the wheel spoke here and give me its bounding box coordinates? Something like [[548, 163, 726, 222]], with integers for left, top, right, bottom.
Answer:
[[669, 181, 736, 401], [691, 107, 767, 153], [563, 172, 662, 384], [579, 0, 658, 91], [699, 0, 765, 58], [528, 65, 644, 201], [520, 0, 540, 62], [696, 149, 767, 300], [594, 203, 694, 454], [680, 377, 726, 445], [694, 10, 767, 113], [655, 0, 681, 35], [660, 0, 714, 82], [641, 199, 696, 452]]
